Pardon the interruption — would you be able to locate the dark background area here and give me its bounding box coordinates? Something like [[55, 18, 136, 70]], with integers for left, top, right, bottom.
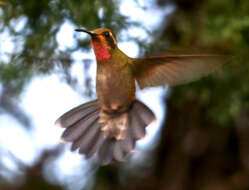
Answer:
[[0, 0, 249, 189]]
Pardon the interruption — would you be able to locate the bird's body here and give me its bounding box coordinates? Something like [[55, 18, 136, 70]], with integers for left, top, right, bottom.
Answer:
[[56, 27, 227, 165], [96, 49, 135, 113]]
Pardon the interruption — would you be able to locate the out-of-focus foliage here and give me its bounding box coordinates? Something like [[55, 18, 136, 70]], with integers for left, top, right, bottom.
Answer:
[[134, 0, 249, 190], [158, 0, 249, 124]]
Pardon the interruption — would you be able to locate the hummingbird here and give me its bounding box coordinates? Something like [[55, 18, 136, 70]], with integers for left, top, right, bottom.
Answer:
[[56, 28, 226, 165]]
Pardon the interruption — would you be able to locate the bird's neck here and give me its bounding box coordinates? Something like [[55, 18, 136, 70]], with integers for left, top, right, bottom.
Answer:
[[91, 40, 113, 61]]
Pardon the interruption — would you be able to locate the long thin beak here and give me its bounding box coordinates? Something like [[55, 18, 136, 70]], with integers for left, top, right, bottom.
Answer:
[[75, 28, 96, 36]]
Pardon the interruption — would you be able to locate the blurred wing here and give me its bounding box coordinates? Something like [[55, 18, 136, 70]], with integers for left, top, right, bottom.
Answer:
[[131, 55, 227, 89]]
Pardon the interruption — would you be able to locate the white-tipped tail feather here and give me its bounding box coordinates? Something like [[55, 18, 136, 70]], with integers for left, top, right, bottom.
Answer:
[[55, 99, 155, 165]]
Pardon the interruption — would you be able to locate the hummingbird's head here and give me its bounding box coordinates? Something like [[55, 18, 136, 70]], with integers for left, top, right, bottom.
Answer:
[[75, 28, 117, 61]]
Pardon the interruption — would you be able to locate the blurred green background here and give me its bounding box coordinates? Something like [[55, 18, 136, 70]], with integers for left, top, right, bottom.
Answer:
[[0, 0, 249, 190]]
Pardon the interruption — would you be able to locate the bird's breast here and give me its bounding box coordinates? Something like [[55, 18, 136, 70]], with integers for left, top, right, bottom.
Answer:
[[96, 61, 135, 112]]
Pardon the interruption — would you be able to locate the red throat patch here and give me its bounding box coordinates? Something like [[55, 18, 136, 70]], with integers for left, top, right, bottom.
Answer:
[[91, 39, 111, 61]]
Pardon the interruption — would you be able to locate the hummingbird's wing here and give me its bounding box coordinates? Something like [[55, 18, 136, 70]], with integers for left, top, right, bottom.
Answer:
[[131, 55, 228, 89]]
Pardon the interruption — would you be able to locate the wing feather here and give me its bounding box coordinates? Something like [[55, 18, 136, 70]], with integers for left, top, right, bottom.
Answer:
[[130, 55, 228, 89]]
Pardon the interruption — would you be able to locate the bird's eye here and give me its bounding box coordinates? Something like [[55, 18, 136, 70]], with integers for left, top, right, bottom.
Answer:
[[104, 32, 110, 37]]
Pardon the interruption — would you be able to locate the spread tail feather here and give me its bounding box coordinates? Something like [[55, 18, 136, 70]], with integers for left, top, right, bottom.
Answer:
[[56, 99, 155, 165]]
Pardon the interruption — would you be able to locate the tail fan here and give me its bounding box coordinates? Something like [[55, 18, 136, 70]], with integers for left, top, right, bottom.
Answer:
[[55, 99, 156, 165]]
